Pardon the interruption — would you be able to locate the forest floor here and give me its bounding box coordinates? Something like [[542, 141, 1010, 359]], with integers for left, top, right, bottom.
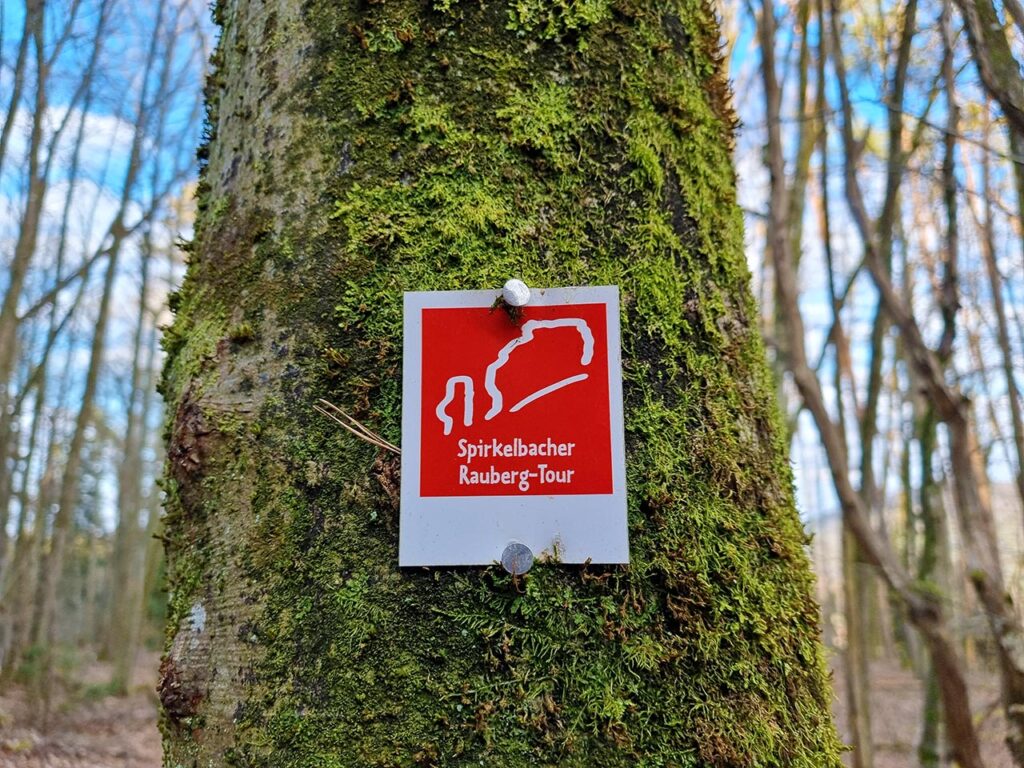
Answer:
[[0, 652, 161, 768], [0, 652, 1015, 766], [831, 654, 1014, 767]]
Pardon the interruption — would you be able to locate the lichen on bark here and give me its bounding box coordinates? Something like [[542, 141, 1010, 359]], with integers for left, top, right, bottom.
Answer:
[[159, 0, 842, 765]]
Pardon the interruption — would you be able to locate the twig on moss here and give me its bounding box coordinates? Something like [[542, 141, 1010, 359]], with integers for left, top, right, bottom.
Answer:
[[314, 398, 401, 455]]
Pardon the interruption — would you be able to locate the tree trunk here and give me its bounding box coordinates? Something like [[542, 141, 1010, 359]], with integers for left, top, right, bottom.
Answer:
[[0, 0, 48, 568], [31, 247, 118, 693], [0, 0, 35, 178], [842, 529, 875, 768], [979, 144, 1024, 520], [105, 230, 153, 690], [160, 2, 841, 764], [812, 38, 876, 765], [109, 309, 161, 691]]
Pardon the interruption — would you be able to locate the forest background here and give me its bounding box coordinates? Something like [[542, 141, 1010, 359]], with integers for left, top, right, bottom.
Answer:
[[0, 0, 1022, 765]]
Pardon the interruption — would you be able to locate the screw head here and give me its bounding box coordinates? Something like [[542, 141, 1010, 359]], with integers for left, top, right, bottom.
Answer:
[[502, 279, 531, 307], [501, 542, 534, 575]]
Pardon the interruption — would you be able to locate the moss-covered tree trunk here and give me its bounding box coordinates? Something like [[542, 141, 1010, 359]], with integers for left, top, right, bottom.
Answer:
[[159, 1, 841, 765]]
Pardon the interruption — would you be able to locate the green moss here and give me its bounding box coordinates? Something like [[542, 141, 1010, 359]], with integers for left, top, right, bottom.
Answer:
[[496, 82, 581, 170], [505, 0, 613, 42], [227, 322, 256, 344], [160, 0, 840, 765], [161, 306, 225, 392]]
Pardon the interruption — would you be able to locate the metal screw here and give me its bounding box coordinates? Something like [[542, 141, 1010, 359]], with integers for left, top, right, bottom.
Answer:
[[501, 542, 534, 575]]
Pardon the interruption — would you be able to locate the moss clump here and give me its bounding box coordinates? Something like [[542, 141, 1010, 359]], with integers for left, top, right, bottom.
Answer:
[[504, 0, 613, 41], [496, 82, 581, 170], [160, 0, 841, 765], [226, 322, 256, 344]]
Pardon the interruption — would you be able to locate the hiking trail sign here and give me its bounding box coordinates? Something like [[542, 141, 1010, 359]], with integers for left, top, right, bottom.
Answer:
[[399, 285, 629, 567]]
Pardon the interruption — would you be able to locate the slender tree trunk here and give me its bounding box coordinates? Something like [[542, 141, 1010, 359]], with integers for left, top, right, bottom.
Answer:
[[0, 0, 35, 178], [979, 144, 1024, 521], [160, 1, 841, 764], [842, 531, 875, 768], [139, 425, 166, 654], [953, 0, 1024, 140], [3, 326, 75, 684], [1007, 130, 1024, 275], [814, 87, 875, 766], [917, 404, 946, 767], [768, 0, 819, 424], [914, 13, 959, 761], [0, 371, 46, 671], [0, 2, 48, 568], [116, 322, 161, 687], [107, 233, 154, 690], [32, 247, 118, 708]]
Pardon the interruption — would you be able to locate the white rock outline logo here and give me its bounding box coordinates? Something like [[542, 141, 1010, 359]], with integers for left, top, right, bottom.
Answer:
[[435, 318, 594, 436]]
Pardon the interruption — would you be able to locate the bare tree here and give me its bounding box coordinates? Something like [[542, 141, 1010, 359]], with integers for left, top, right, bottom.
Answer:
[[758, 0, 992, 762], [828, 0, 1024, 757]]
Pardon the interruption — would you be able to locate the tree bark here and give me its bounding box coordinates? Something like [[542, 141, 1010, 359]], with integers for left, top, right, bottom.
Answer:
[[159, 1, 841, 764]]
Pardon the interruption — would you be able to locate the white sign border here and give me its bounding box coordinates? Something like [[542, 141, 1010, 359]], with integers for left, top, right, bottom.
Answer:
[[399, 285, 629, 567]]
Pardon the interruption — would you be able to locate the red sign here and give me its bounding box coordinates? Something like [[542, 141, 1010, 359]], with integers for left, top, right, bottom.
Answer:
[[419, 303, 613, 497], [399, 286, 628, 566]]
